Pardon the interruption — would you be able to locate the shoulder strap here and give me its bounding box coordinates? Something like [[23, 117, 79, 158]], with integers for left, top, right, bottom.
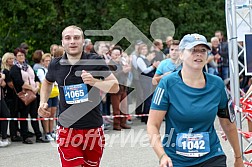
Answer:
[[37, 68, 46, 75]]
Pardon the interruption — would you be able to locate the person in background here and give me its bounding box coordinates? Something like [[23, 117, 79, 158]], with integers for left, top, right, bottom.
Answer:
[[36, 53, 59, 141], [1, 52, 22, 142], [163, 36, 174, 56], [108, 46, 131, 130], [54, 45, 64, 58], [10, 47, 49, 144], [84, 39, 94, 54], [32, 50, 44, 72], [95, 41, 111, 64], [147, 33, 243, 167], [130, 40, 144, 116], [20, 42, 29, 56], [137, 44, 159, 124], [152, 39, 165, 62], [207, 37, 220, 76], [152, 40, 181, 85], [215, 30, 229, 80], [50, 44, 58, 57], [0, 71, 11, 147]]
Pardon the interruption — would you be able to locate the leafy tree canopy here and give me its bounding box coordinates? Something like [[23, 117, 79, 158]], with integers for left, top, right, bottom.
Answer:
[[0, 0, 225, 60]]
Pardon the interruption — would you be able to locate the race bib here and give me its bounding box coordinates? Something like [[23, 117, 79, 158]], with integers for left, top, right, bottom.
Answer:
[[63, 83, 88, 104], [176, 132, 210, 157]]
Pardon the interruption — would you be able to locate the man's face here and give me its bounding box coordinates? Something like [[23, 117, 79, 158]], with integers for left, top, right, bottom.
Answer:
[[166, 37, 173, 47], [62, 27, 84, 56], [169, 45, 179, 61], [215, 32, 223, 41], [51, 45, 58, 56], [158, 42, 163, 50]]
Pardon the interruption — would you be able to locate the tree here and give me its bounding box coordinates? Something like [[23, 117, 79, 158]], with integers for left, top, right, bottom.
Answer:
[[0, 0, 226, 60]]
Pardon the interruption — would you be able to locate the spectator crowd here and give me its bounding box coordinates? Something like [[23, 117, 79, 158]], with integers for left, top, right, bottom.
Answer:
[[0, 30, 244, 149]]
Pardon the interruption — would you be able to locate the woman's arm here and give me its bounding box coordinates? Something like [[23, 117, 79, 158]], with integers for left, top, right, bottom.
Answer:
[[219, 118, 244, 167], [147, 109, 173, 167], [10, 66, 24, 92], [0, 77, 6, 87], [36, 68, 46, 82], [137, 58, 154, 74]]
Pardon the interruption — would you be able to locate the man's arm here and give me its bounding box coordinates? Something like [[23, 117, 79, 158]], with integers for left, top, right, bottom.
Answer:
[[81, 70, 119, 93], [152, 74, 162, 85], [152, 72, 172, 85], [38, 79, 53, 117]]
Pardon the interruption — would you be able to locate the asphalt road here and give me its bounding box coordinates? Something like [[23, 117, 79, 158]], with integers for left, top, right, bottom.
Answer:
[[0, 117, 246, 167]]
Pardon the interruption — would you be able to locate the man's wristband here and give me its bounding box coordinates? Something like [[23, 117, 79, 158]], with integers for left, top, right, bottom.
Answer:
[[159, 153, 166, 164]]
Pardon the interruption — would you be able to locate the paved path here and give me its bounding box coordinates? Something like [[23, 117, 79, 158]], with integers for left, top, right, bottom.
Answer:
[[0, 117, 244, 167]]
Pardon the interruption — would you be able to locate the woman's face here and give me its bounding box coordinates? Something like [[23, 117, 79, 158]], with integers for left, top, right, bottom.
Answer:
[[16, 52, 26, 64], [211, 40, 219, 48], [180, 44, 208, 70], [140, 46, 148, 56], [6, 57, 14, 67], [111, 49, 121, 62], [43, 57, 51, 68]]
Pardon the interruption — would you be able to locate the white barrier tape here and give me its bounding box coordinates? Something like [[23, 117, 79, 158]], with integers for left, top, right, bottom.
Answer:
[[0, 114, 149, 121], [234, 105, 243, 113], [0, 118, 57, 121]]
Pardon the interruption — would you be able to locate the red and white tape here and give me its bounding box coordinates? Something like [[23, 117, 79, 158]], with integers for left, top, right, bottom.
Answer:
[[0, 114, 149, 121]]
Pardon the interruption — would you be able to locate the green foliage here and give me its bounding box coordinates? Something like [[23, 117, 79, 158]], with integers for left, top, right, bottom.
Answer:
[[0, 0, 226, 61]]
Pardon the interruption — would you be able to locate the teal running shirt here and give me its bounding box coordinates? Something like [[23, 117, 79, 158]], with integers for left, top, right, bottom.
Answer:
[[150, 71, 228, 166]]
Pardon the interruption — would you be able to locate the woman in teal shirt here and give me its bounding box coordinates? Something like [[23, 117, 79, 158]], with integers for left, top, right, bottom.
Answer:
[[147, 33, 244, 167]]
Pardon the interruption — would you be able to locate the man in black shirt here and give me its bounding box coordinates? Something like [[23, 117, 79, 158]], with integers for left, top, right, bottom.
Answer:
[[38, 25, 119, 167]]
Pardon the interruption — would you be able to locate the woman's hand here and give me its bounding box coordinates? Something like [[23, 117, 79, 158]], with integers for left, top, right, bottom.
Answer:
[[234, 156, 244, 167], [152, 61, 160, 68], [122, 65, 131, 73], [159, 154, 173, 167], [32, 87, 39, 94]]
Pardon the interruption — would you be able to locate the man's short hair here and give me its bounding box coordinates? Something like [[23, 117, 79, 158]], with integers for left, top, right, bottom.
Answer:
[[20, 42, 29, 49], [153, 39, 162, 46], [62, 25, 84, 38], [171, 40, 180, 46]]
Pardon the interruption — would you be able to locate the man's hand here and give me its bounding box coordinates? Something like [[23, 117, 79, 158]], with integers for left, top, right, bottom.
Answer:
[[81, 70, 95, 86], [38, 103, 50, 118]]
